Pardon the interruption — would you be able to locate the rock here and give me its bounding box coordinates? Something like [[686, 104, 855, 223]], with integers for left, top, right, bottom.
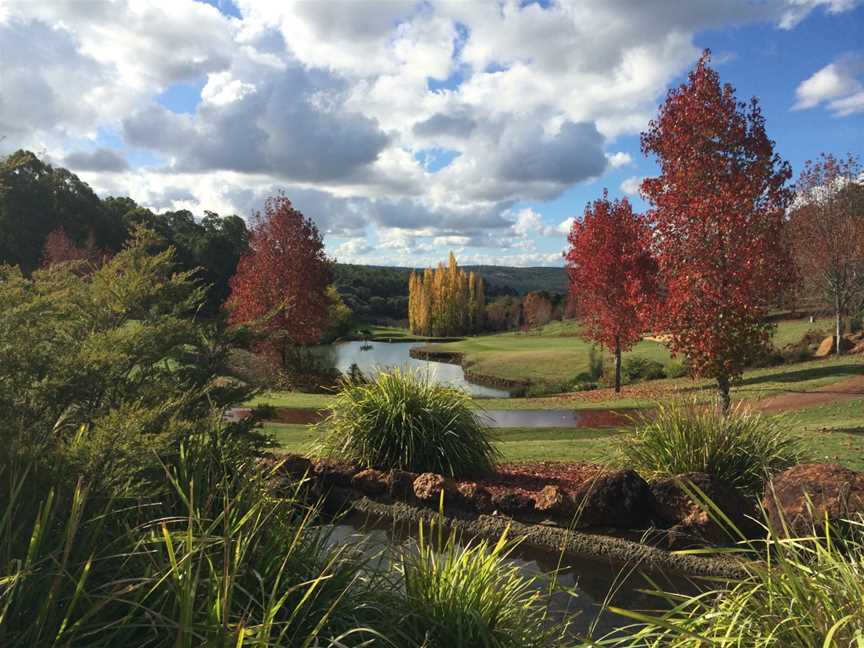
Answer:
[[814, 335, 854, 357], [313, 459, 358, 488], [534, 484, 574, 517], [492, 492, 536, 515], [852, 341, 864, 355], [386, 469, 418, 499], [572, 469, 653, 529], [650, 472, 757, 540], [275, 454, 313, 478], [413, 472, 452, 503], [457, 482, 493, 512], [351, 468, 388, 496], [763, 463, 864, 536]]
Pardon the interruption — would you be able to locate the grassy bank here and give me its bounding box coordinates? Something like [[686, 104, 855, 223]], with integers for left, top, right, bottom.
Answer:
[[266, 397, 864, 470]]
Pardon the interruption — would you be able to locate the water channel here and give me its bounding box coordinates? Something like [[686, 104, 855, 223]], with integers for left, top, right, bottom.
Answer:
[[327, 512, 688, 639], [316, 340, 511, 398]]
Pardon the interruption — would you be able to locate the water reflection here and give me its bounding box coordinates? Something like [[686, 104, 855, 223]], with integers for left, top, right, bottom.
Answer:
[[315, 341, 510, 398]]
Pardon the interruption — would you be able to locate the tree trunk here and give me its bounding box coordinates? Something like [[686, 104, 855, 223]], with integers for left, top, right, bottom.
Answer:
[[836, 293, 842, 356], [614, 336, 622, 394], [717, 374, 731, 414]]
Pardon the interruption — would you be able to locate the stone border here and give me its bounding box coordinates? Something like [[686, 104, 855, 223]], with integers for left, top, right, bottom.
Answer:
[[332, 490, 749, 579]]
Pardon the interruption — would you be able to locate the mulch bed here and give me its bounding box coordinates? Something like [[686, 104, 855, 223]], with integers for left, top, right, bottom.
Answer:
[[464, 461, 608, 498]]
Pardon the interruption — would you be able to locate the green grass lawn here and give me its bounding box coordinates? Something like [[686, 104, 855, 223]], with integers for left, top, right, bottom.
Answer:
[[770, 316, 834, 348], [266, 397, 864, 471], [418, 321, 672, 385]]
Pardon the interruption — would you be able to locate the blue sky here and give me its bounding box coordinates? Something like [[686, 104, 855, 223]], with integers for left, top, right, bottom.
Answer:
[[2, 0, 862, 266]]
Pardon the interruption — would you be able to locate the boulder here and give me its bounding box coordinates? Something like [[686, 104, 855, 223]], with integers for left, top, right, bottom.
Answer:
[[313, 459, 358, 488], [572, 469, 653, 529], [814, 335, 854, 357], [386, 469, 419, 499], [457, 482, 494, 512], [351, 468, 388, 496], [534, 484, 574, 517], [492, 492, 536, 515], [650, 472, 758, 548], [763, 463, 864, 536], [413, 472, 458, 504]]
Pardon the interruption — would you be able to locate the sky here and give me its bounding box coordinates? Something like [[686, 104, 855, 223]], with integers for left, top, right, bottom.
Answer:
[[1, 0, 863, 267]]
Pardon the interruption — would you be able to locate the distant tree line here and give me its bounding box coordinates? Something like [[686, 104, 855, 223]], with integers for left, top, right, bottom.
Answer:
[[0, 150, 249, 314]]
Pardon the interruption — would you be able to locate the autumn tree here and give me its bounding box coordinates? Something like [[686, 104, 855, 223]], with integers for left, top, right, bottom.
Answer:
[[565, 191, 658, 392], [641, 50, 794, 410], [41, 226, 104, 268], [521, 291, 554, 330], [790, 153, 864, 354], [408, 253, 484, 336], [226, 195, 332, 370]]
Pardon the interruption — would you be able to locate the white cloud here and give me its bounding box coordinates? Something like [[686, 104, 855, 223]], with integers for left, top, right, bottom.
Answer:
[[607, 152, 633, 168], [793, 54, 864, 115], [1, 0, 859, 265], [620, 176, 644, 196]]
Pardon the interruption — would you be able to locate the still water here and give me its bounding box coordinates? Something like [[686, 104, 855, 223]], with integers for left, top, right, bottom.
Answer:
[[327, 513, 686, 638], [317, 340, 510, 398]]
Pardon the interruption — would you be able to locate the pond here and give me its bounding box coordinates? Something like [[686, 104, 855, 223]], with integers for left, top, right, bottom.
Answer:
[[317, 340, 510, 398], [327, 512, 689, 639]]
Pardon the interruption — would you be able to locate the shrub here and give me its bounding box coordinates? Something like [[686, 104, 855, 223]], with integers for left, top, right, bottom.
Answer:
[[664, 360, 689, 379], [621, 399, 803, 497], [396, 521, 569, 647], [607, 518, 864, 647], [621, 357, 666, 382], [320, 368, 499, 477], [587, 346, 605, 381]]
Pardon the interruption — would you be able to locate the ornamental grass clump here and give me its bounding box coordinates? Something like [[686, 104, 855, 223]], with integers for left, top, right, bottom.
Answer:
[[320, 367, 499, 477], [606, 517, 864, 647], [396, 520, 569, 647], [622, 398, 803, 497]]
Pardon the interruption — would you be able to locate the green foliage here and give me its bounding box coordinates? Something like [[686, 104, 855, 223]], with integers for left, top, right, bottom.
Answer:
[[0, 227, 257, 492], [606, 518, 864, 647], [664, 361, 689, 379], [622, 399, 804, 497], [0, 426, 394, 647], [320, 368, 499, 476], [396, 520, 569, 647], [621, 357, 666, 382]]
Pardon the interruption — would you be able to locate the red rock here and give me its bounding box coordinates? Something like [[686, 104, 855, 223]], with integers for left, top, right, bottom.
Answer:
[[386, 469, 418, 499], [275, 454, 313, 478], [572, 469, 653, 529], [650, 472, 758, 544], [763, 463, 864, 536], [413, 472, 449, 503], [457, 482, 493, 512], [351, 468, 388, 495], [814, 335, 854, 357], [534, 484, 574, 517], [313, 459, 357, 488], [492, 491, 536, 515]]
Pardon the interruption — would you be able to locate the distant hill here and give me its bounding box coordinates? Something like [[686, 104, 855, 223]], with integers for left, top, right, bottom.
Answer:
[[333, 263, 568, 324]]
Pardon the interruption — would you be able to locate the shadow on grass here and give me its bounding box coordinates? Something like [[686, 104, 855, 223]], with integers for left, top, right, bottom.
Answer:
[[835, 426, 864, 435], [736, 363, 864, 387]]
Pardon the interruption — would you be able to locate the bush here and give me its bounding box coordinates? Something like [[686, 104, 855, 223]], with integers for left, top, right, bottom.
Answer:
[[621, 399, 804, 497], [320, 368, 499, 477], [606, 518, 864, 647], [621, 357, 666, 382], [587, 346, 604, 381], [397, 521, 569, 647], [664, 361, 689, 379]]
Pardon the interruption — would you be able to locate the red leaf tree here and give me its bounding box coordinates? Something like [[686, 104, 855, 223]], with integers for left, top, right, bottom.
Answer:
[[640, 50, 794, 410], [41, 226, 103, 268], [565, 191, 658, 392], [790, 153, 864, 355], [226, 195, 332, 370]]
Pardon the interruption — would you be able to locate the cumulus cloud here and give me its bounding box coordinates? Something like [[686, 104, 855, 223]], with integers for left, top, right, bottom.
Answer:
[[2, 0, 859, 265], [793, 53, 864, 115], [620, 176, 644, 196], [63, 148, 130, 173]]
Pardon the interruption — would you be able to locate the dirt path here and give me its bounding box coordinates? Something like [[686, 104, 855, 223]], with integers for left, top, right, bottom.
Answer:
[[751, 374, 864, 413]]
